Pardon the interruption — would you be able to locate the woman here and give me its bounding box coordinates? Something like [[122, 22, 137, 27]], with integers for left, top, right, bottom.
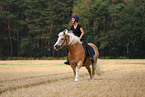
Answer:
[[64, 15, 94, 65]]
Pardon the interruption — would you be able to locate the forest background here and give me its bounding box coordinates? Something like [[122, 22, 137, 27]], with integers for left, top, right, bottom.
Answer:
[[0, 0, 144, 59]]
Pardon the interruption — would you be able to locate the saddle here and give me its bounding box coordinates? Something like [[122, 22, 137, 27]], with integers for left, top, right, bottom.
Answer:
[[83, 45, 95, 56], [82, 44, 95, 63]]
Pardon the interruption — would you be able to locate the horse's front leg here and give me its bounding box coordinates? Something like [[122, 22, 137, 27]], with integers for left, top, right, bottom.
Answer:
[[70, 63, 76, 77], [75, 61, 83, 81]]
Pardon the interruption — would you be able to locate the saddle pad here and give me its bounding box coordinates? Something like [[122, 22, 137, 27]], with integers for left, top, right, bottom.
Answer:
[[83, 45, 95, 56]]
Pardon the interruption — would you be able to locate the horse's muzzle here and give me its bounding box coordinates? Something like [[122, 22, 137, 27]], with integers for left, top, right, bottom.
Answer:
[[54, 45, 60, 51]]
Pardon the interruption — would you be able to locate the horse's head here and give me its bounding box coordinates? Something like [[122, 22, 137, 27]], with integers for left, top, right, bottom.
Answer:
[[54, 29, 70, 50]]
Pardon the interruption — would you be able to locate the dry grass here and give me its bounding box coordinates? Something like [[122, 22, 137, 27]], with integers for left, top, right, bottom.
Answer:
[[0, 59, 145, 97]]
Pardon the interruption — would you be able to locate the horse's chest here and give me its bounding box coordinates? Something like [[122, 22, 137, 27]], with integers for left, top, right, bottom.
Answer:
[[70, 59, 77, 64], [69, 57, 77, 65]]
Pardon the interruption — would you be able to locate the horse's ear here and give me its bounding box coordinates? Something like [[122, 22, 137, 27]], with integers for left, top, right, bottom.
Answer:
[[63, 31, 65, 36], [64, 29, 68, 33]]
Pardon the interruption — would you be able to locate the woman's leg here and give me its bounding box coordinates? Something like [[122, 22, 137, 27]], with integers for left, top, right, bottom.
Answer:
[[82, 39, 94, 63]]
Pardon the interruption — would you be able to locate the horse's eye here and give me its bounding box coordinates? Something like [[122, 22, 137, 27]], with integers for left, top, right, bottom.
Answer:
[[61, 38, 64, 41]]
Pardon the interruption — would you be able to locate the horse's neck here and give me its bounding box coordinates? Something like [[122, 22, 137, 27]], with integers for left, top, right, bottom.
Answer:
[[67, 43, 82, 54]]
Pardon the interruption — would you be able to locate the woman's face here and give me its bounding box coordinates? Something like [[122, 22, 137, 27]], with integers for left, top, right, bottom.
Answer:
[[71, 18, 75, 24]]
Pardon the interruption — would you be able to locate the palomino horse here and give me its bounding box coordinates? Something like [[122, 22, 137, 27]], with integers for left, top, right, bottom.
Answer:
[[54, 29, 103, 81]]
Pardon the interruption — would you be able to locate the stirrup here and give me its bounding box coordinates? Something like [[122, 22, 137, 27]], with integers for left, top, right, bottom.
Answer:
[[89, 57, 94, 63]]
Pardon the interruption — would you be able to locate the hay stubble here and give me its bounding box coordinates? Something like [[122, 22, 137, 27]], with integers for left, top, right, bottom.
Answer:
[[0, 59, 145, 97]]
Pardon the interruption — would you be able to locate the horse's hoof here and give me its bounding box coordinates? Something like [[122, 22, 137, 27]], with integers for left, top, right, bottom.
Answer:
[[75, 79, 79, 81], [92, 76, 94, 80], [91, 78, 94, 80], [75, 77, 79, 81]]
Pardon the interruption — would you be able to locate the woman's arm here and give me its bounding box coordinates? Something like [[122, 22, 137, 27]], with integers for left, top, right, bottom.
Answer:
[[79, 27, 84, 40]]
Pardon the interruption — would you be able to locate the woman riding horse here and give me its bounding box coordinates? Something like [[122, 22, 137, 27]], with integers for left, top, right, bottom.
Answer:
[[53, 29, 103, 81], [64, 15, 94, 65]]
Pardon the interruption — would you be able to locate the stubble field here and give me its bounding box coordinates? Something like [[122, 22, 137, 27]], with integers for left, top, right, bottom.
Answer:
[[0, 59, 145, 97]]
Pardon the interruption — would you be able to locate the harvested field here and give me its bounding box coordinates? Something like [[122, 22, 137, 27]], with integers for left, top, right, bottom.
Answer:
[[0, 59, 145, 97]]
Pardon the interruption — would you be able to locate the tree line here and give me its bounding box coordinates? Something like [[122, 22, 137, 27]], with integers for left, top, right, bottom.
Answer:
[[0, 0, 144, 58]]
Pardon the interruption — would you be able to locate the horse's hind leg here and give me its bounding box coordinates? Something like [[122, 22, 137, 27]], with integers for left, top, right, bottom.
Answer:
[[86, 65, 92, 79], [92, 63, 96, 80]]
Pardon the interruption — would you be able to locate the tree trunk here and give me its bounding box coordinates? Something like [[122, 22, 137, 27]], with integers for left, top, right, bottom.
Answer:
[[103, 17, 105, 31], [50, 23, 53, 33], [17, 9, 20, 52], [41, 24, 44, 56], [0, 6, 2, 33], [8, 22, 13, 56], [50, 23, 55, 57], [53, 49, 55, 57], [63, 13, 65, 24], [68, 8, 70, 20], [17, 24, 19, 49], [6, 5, 13, 56], [127, 43, 129, 57], [0, 6, 2, 11], [57, 50, 59, 58]]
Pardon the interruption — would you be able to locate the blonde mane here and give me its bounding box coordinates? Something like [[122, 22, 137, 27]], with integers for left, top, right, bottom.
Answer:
[[58, 29, 82, 45]]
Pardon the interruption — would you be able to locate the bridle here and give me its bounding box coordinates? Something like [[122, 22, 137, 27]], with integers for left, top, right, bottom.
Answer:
[[59, 35, 70, 49]]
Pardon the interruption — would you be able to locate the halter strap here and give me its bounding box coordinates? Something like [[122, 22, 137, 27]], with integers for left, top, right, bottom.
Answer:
[[59, 35, 70, 48], [64, 35, 70, 47]]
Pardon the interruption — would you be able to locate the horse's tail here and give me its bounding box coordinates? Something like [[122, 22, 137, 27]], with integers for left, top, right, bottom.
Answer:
[[96, 58, 104, 76]]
